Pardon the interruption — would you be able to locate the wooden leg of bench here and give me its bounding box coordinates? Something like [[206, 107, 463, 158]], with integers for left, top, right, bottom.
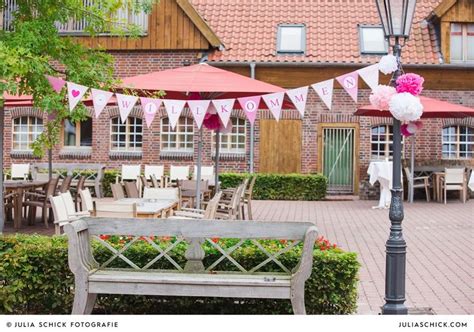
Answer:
[[72, 285, 96, 315], [291, 286, 306, 315]]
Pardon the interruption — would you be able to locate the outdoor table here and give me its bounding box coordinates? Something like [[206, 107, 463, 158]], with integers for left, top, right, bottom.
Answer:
[[367, 161, 393, 209], [3, 180, 49, 230], [114, 198, 179, 218]]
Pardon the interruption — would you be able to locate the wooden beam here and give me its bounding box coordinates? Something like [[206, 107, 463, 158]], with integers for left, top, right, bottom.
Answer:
[[432, 0, 458, 18]]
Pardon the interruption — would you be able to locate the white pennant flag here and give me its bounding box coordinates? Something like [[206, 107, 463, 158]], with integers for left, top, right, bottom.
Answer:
[[286, 86, 309, 118], [188, 100, 210, 129], [212, 98, 235, 127], [140, 97, 162, 129], [163, 99, 186, 130], [91, 88, 113, 118], [357, 64, 379, 90], [67, 82, 88, 112], [262, 92, 285, 121], [116, 93, 138, 123], [311, 79, 334, 110]]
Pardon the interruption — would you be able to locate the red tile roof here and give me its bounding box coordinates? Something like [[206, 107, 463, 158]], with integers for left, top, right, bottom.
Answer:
[[191, 0, 443, 65]]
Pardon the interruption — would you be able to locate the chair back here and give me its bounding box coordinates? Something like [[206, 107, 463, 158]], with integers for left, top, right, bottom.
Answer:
[[60, 191, 77, 217], [49, 195, 69, 223], [193, 166, 214, 181], [46, 177, 60, 197], [204, 191, 223, 219], [11, 163, 30, 180], [95, 202, 137, 218], [79, 188, 94, 212], [178, 179, 198, 191], [404, 167, 412, 182], [111, 183, 125, 200], [140, 175, 150, 189], [143, 187, 179, 200], [76, 175, 86, 191], [246, 176, 257, 199], [124, 181, 140, 198], [59, 175, 73, 193], [121, 165, 141, 181], [150, 174, 160, 188], [170, 165, 189, 181], [144, 165, 164, 180], [445, 168, 465, 184]]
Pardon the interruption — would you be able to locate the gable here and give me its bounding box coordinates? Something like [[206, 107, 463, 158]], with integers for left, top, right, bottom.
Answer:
[[433, 0, 474, 22]]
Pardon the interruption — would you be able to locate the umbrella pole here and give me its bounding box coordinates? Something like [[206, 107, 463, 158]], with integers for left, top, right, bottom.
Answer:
[[410, 136, 415, 203], [195, 128, 203, 209], [215, 128, 220, 193]]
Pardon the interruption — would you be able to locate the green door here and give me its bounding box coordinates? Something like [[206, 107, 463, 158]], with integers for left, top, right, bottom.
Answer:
[[322, 127, 355, 194]]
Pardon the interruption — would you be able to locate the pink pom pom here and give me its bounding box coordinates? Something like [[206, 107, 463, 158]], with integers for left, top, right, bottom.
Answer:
[[369, 85, 397, 110], [203, 113, 220, 131], [396, 73, 424, 96], [401, 124, 413, 137]]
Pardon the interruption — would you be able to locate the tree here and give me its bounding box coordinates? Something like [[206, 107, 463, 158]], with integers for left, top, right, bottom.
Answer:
[[0, 0, 159, 232]]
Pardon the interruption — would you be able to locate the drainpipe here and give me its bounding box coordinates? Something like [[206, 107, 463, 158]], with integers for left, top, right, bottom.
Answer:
[[249, 62, 256, 174]]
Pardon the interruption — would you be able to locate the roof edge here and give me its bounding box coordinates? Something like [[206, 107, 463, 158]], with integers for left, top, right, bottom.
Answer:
[[430, 0, 458, 19]]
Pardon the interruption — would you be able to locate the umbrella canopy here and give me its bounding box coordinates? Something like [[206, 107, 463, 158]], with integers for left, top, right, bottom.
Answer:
[[355, 96, 474, 118]]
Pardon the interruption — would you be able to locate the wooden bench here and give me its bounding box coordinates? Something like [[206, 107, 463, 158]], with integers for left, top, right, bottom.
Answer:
[[64, 218, 318, 315]]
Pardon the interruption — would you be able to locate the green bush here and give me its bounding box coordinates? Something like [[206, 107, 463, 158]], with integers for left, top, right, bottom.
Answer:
[[0, 234, 359, 314]]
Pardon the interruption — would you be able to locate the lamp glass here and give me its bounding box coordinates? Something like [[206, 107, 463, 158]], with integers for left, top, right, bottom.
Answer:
[[375, 0, 417, 38]]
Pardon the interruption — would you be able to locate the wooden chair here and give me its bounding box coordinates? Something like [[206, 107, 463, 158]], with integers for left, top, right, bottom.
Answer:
[[144, 165, 164, 181], [58, 175, 73, 194], [404, 167, 430, 202], [116, 165, 141, 183], [170, 191, 222, 220], [60, 191, 90, 219], [24, 177, 59, 228], [94, 201, 137, 218], [150, 175, 160, 188], [215, 184, 246, 220], [110, 183, 125, 200], [124, 181, 140, 198], [10, 163, 30, 180], [3, 189, 15, 223], [49, 195, 78, 235], [243, 176, 257, 220], [140, 175, 150, 190], [79, 189, 95, 214], [170, 165, 189, 184], [74, 176, 86, 211], [143, 187, 180, 201], [193, 165, 215, 185], [441, 168, 467, 204]]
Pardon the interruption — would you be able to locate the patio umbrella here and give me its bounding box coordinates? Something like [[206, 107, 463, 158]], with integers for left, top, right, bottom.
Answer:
[[121, 63, 290, 208], [355, 96, 474, 202]]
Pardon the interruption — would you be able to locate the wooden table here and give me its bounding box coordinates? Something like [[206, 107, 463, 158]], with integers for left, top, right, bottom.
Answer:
[[115, 198, 179, 218], [3, 180, 49, 230], [432, 172, 445, 203]]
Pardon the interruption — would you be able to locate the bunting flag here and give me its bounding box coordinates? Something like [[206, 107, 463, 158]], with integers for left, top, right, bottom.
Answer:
[[357, 64, 379, 91], [212, 98, 235, 127], [336, 71, 359, 103], [262, 92, 285, 121], [116, 93, 138, 123], [67, 82, 88, 112], [287, 86, 309, 118], [140, 97, 162, 128], [46, 75, 66, 93], [91, 88, 113, 118], [311, 79, 334, 110], [188, 100, 210, 129], [163, 99, 186, 130], [238, 95, 261, 125]]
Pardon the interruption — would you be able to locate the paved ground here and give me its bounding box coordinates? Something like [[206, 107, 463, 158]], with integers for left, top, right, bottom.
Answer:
[[3, 198, 473, 314]]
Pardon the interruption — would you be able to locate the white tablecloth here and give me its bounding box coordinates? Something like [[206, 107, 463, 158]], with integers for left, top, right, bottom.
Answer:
[[367, 161, 393, 209]]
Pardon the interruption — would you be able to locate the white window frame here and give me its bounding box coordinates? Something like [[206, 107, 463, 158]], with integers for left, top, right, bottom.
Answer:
[[359, 25, 388, 55], [277, 24, 306, 54], [212, 117, 247, 154], [160, 117, 194, 153], [442, 125, 474, 160], [12, 116, 44, 151], [450, 23, 474, 63], [110, 116, 143, 152], [370, 125, 403, 160]]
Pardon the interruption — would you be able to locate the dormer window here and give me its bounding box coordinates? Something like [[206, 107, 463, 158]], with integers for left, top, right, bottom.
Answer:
[[450, 23, 474, 63], [277, 24, 306, 54], [359, 26, 388, 54]]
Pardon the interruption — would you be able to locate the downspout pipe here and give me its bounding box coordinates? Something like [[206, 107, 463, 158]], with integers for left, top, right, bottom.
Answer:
[[249, 62, 256, 174]]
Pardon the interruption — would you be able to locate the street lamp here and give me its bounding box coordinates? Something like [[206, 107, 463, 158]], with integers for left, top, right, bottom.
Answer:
[[375, 0, 417, 315]]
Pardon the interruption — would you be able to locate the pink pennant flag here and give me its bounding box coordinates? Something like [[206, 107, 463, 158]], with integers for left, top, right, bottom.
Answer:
[[46, 75, 66, 93], [238, 96, 261, 125], [140, 97, 162, 128], [91, 88, 113, 118], [262, 92, 285, 121], [163, 99, 186, 130], [212, 99, 235, 127], [287, 86, 309, 118], [67, 82, 89, 112], [116, 93, 138, 123], [311, 79, 334, 110], [336, 71, 359, 103], [188, 100, 210, 129], [357, 64, 379, 90]]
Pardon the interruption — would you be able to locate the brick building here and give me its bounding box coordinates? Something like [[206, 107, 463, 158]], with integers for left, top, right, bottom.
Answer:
[[2, 0, 474, 197]]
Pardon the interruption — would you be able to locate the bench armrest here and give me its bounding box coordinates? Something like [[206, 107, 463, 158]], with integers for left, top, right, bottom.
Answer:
[[64, 220, 98, 275], [292, 226, 318, 283]]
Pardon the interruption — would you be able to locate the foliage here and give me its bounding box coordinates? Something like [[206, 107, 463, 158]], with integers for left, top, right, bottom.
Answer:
[[0, 234, 359, 314]]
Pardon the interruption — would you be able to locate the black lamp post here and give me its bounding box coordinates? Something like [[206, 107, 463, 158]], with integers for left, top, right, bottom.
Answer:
[[375, 0, 417, 315]]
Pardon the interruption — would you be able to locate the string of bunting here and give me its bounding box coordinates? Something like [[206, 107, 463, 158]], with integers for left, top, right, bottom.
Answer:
[[46, 54, 423, 131]]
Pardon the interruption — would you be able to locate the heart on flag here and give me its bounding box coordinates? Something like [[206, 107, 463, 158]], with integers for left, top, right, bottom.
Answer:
[[163, 99, 186, 130], [212, 99, 235, 127], [188, 100, 211, 129], [357, 64, 379, 91], [67, 82, 89, 112], [140, 97, 162, 128], [116, 93, 139, 123], [311, 79, 334, 110], [262, 92, 285, 121], [238, 96, 261, 125], [287, 86, 309, 118], [91, 88, 114, 118], [46, 76, 66, 93], [336, 71, 359, 103]]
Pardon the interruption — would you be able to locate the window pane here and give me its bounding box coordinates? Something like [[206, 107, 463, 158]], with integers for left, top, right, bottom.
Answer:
[[278, 26, 304, 52], [80, 118, 93, 147], [64, 119, 77, 146], [468, 24, 474, 61], [450, 23, 463, 61], [361, 27, 386, 53]]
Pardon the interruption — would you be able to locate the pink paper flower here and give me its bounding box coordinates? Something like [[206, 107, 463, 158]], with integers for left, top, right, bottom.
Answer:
[[203, 113, 220, 131], [396, 73, 424, 96], [369, 85, 397, 110]]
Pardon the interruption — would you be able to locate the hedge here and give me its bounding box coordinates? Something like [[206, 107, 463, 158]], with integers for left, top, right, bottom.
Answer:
[[0, 234, 359, 314]]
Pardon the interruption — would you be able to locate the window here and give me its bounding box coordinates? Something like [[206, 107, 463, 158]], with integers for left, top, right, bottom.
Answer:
[[371, 125, 398, 160], [450, 23, 474, 62], [160, 117, 194, 153], [360, 26, 388, 54], [12, 116, 43, 151], [277, 24, 305, 54], [442, 125, 474, 159], [213, 118, 246, 154], [110, 117, 143, 152], [63, 118, 93, 148]]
